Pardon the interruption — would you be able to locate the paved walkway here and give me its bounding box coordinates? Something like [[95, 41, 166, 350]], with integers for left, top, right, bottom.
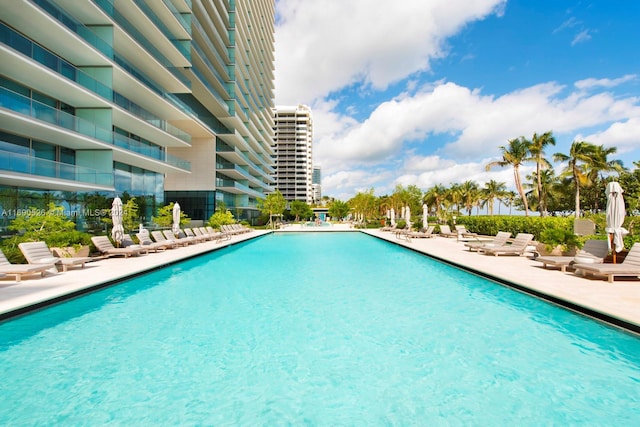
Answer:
[[1, 225, 639, 333], [363, 229, 640, 333]]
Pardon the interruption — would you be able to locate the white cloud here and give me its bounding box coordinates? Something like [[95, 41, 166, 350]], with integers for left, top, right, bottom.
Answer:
[[313, 79, 640, 198], [575, 74, 637, 90], [274, 0, 506, 105], [571, 29, 592, 45]]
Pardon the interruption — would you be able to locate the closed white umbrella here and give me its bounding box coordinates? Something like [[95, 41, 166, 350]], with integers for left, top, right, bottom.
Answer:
[[111, 197, 124, 247], [390, 208, 396, 226], [605, 182, 628, 263], [422, 204, 428, 230], [405, 205, 411, 229], [172, 202, 181, 236]]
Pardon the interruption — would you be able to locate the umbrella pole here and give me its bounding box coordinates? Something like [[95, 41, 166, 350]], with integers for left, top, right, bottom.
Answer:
[[610, 233, 616, 264]]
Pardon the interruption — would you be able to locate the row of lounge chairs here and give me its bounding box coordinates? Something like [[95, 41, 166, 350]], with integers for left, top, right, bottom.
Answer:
[[463, 230, 640, 283], [0, 225, 248, 282], [91, 227, 236, 258]]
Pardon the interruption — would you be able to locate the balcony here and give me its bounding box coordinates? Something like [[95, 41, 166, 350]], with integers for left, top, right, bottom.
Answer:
[[0, 149, 114, 190]]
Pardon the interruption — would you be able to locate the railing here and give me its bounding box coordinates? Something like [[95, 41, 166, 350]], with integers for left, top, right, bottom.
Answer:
[[1, 22, 113, 99], [0, 149, 114, 186], [1, 88, 190, 171], [32, 0, 114, 58]]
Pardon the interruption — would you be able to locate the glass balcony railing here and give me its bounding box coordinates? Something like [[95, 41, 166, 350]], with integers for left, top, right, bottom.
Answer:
[[133, 0, 191, 60], [1, 22, 113, 99], [0, 149, 114, 186], [1, 88, 191, 171], [94, 0, 191, 87], [32, 0, 114, 58]]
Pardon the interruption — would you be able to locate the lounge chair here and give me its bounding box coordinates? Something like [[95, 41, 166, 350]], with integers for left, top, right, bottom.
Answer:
[[407, 225, 436, 239], [183, 228, 207, 243], [464, 232, 512, 252], [535, 239, 609, 273], [438, 225, 458, 238], [162, 229, 194, 246], [206, 226, 231, 242], [120, 234, 155, 254], [0, 248, 56, 282], [91, 236, 144, 258], [479, 233, 535, 257], [19, 241, 93, 272], [136, 232, 174, 250], [573, 242, 640, 283], [454, 225, 478, 240]]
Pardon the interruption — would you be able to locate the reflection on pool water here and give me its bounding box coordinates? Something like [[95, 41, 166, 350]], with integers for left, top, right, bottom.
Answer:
[[1, 232, 639, 425]]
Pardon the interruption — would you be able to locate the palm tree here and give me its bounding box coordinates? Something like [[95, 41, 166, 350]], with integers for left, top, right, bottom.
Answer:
[[528, 131, 556, 216], [482, 180, 507, 215], [423, 184, 447, 220], [586, 145, 625, 212], [486, 137, 531, 216], [553, 141, 598, 218], [460, 180, 480, 216]]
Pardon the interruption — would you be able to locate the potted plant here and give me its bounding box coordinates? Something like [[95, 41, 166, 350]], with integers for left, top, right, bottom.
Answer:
[[537, 228, 580, 256]]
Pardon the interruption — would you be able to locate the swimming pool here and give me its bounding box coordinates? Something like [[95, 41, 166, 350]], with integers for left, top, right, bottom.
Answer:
[[1, 232, 639, 424]]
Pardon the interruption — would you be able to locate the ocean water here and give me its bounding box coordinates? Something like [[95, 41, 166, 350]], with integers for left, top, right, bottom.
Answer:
[[1, 232, 639, 425]]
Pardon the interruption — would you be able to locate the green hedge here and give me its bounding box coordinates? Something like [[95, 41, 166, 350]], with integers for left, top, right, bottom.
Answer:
[[454, 214, 640, 246]]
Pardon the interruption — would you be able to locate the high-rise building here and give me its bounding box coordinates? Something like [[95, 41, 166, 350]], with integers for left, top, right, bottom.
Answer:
[[1, 0, 275, 228], [273, 104, 313, 204], [311, 165, 321, 204]]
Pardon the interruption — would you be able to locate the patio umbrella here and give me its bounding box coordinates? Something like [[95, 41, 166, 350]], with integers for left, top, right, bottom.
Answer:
[[172, 202, 181, 236], [405, 205, 411, 228], [390, 208, 396, 226], [111, 197, 124, 247], [422, 204, 428, 229], [605, 182, 628, 263]]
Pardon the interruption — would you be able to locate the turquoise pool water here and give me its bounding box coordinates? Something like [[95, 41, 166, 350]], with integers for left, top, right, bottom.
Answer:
[[1, 232, 639, 425]]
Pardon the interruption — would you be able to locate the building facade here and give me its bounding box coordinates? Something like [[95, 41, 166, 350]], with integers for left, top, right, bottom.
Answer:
[[1, 0, 275, 231], [311, 165, 321, 204], [273, 104, 313, 204]]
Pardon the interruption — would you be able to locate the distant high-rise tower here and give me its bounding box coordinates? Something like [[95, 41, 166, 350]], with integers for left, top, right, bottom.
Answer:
[[273, 105, 313, 204], [312, 165, 322, 204]]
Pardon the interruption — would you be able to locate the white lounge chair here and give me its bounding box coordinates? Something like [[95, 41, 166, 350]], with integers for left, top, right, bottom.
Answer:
[[535, 239, 609, 273], [19, 241, 92, 272], [479, 233, 535, 257], [465, 232, 512, 252], [438, 225, 458, 238], [91, 236, 144, 258], [0, 248, 56, 282], [573, 242, 640, 283]]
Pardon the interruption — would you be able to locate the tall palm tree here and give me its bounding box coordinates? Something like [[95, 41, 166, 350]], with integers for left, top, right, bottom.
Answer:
[[528, 131, 556, 216], [486, 137, 531, 216], [423, 184, 447, 220], [460, 180, 480, 216], [482, 180, 507, 215], [553, 141, 598, 218], [586, 145, 625, 212]]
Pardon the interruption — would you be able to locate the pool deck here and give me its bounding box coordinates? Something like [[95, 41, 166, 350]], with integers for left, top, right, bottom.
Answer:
[[1, 224, 639, 334]]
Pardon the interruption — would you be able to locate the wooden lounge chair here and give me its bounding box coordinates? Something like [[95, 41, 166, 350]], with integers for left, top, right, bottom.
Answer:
[[465, 232, 512, 252], [183, 228, 207, 243], [91, 236, 144, 258], [205, 226, 231, 242], [479, 233, 535, 257], [136, 232, 174, 250], [407, 225, 436, 239], [0, 248, 56, 282], [535, 239, 609, 273], [454, 225, 478, 240], [438, 225, 458, 238], [162, 229, 194, 246], [19, 241, 92, 272], [573, 242, 640, 283]]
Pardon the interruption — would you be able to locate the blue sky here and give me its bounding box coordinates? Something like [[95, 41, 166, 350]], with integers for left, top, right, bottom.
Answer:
[[274, 0, 640, 201]]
